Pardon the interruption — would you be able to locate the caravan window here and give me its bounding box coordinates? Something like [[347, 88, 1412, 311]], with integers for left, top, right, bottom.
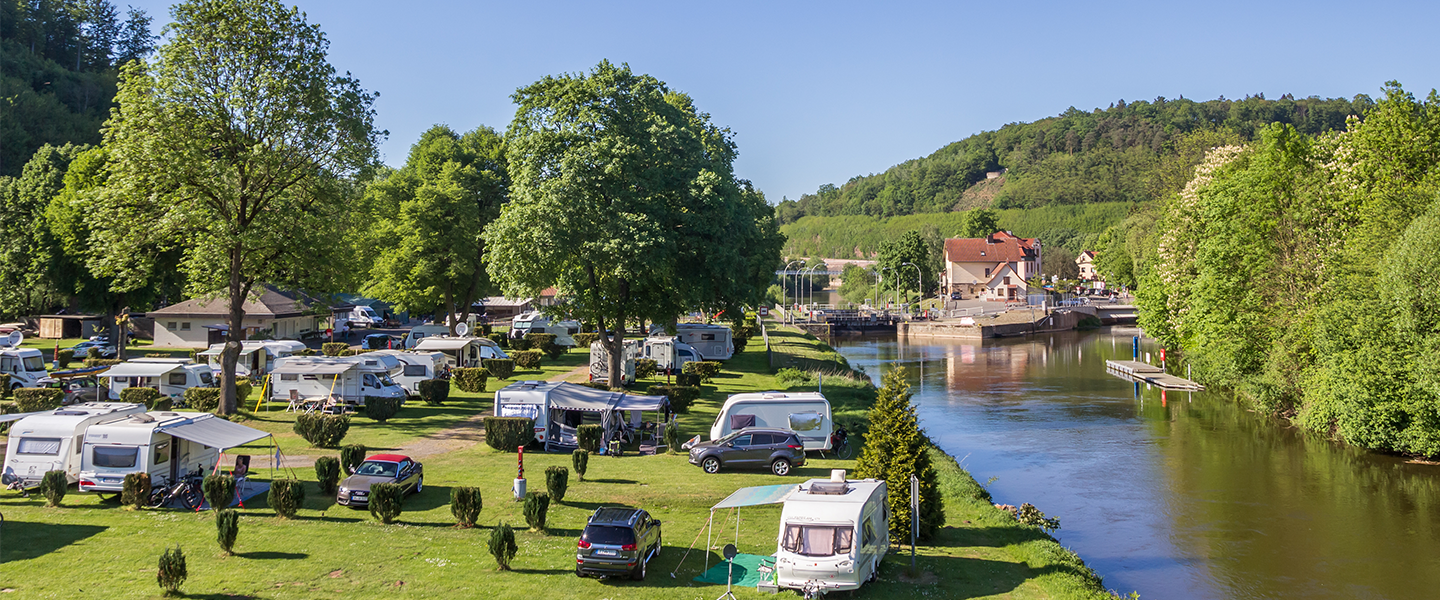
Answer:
[[16, 438, 61, 455], [154, 441, 170, 465], [199, 372, 214, 384], [93, 446, 138, 468], [168, 372, 187, 386], [781, 524, 854, 557], [702, 333, 716, 341], [498, 403, 541, 420], [788, 412, 823, 432], [403, 365, 427, 377], [280, 374, 298, 381]]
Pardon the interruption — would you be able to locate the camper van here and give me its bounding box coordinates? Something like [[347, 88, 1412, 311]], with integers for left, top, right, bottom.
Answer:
[[0, 347, 49, 390], [773, 477, 889, 594], [649, 323, 734, 360], [197, 340, 307, 377], [336, 305, 383, 328], [366, 350, 446, 395], [711, 392, 833, 451], [413, 336, 508, 368], [589, 339, 639, 386], [403, 324, 454, 349], [493, 381, 668, 451], [642, 336, 701, 375], [100, 358, 214, 401], [2, 402, 147, 490], [509, 311, 580, 347], [77, 411, 269, 493], [268, 356, 407, 405]]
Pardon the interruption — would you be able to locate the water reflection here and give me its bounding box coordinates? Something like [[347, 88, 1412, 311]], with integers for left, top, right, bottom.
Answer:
[[835, 330, 1440, 600]]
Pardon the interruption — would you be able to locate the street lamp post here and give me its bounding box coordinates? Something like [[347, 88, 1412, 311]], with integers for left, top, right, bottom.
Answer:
[[802, 265, 822, 322], [783, 260, 802, 324], [902, 262, 922, 315]]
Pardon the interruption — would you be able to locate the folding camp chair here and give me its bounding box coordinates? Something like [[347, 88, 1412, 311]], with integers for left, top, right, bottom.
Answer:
[[285, 389, 302, 413]]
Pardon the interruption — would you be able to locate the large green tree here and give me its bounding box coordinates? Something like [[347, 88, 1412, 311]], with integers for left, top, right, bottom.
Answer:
[[855, 368, 944, 541], [0, 143, 85, 318], [93, 0, 380, 414], [875, 229, 941, 301]]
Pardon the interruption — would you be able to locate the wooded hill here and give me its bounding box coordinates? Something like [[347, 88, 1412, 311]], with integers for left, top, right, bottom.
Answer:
[[775, 93, 1372, 223]]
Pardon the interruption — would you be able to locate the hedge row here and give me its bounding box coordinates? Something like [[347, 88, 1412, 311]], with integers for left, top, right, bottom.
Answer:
[[571, 333, 599, 349], [15, 388, 63, 412], [635, 358, 657, 380], [418, 379, 450, 405], [364, 396, 402, 423], [512, 350, 542, 370], [646, 384, 700, 413], [184, 387, 221, 412], [294, 413, 350, 448], [525, 333, 563, 360], [120, 387, 168, 410], [483, 417, 533, 452], [682, 360, 722, 382], [321, 342, 349, 356], [453, 368, 488, 393], [482, 359, 514, 380]]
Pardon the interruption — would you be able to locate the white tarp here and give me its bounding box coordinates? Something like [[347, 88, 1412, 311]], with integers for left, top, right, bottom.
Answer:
[[99, 362, 181, 378], [198, 347, 260, 357], [548, 383, 622, 412], [614, 394, 669, 412], [161, 415, 269, 450], [414, 338, 476, 351], [270, 362, 353, 375]]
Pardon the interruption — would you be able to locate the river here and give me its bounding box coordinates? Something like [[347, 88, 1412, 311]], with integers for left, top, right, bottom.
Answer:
[[830, 329, 1440, 600]]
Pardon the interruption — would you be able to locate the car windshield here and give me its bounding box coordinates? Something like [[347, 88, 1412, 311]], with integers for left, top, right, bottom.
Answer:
[[354, 461, 398, 477], [22, 356, 44, 371], [582, 525, 636, 546], [378, 375, 396, 387]]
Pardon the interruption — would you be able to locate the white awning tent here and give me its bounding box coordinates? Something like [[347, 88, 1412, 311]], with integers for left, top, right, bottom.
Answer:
[[197, 346, 260, 357], [269, 361, 353, 376], [161, 414, 270, 451], [98, 362, 183, 378], [413, 338, 476, 351]]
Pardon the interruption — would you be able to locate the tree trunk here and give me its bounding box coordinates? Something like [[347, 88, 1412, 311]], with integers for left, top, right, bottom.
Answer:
[[608, 310, 625, 387], [219, 245, 247, 415]]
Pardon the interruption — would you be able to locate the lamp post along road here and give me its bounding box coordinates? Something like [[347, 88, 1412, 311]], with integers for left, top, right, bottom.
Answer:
[[902, 262, 922, 315], [783, 260, 802, 324]]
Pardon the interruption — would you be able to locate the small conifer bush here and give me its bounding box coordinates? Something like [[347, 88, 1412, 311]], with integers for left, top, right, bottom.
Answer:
[[369, 482, 404, 524], [314, 456, 341, 494], [635, 358, 657, 380], [451, 486, 482, 527], [321, 342, 349, 356], [545, 466, 568, 503], [40, 470, 67, 507], [267, 478, 305, 518], [512, 350, 542, 370], [522, 491, 550, 532], [576, 424, 602, 453], [122, 472, 152, 509], [340, 444, 367, 474], [293, 413, 350, 447], [452, 368, 488, 393], [418, 378, 450, 405], [572, 449, 589, 481], [184, 387, 221, 412], [202, 474, 236, 510], [215, 508, 240, 555], [481, 358, 514, 380], [363, 395, 401, 423], [157, 545, 187, 595], [489, 522, 518, 570]]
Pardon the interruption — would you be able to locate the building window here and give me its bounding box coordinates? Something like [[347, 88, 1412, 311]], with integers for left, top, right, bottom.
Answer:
[[167, 322, 177, 330], [180, 322, 191, 331], [1004, 277, 1011, 285], [984, 268, 991, 277]]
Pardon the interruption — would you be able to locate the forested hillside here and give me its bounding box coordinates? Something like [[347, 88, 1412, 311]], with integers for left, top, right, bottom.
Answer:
[[776, 94, 1371, 222]]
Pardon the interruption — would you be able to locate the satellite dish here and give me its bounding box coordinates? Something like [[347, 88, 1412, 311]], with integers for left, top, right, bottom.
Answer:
[[722, 543, 738, 561], [3, 330, 21, 348], [455, 322, 470, 336]]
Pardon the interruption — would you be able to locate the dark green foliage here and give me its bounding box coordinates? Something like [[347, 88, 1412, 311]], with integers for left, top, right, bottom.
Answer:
[[489, 522, 518, 570], [482, 358, 514, 380], [576, 424, 602, 453], [183, 387, 221, 412], [664, 421, 681, 454], [647, 384, 699, 413], [572, 332, 599, 349], [157, 545, 187, 595], [314, 457, 341, 494], [522, 491, 550, 531], [509, 337, 532, 351], [267, 479, 304, 518], [675, 373, 701, 387], [1077, 315, 1103, 330], [56, 349, 76, 368], [84, 358, 122, 368], [122, 472, 151, 509], [526, 333, 563, 359], [776, 368, 813, 387], [452, 368, 488, 393], [293, 414, 350, 447], [234, 377, 253, 406], [876, 229, 944, 296], [855, 369, 944, 540], [512, 350, 542, 369], [572, 449, 589, 481], [368, 483, 404, 524], [577, 381, 613, 391], [487, 332, 509, 348], [417, 378, 450, 405], [451, 486, 482, 527], [340, 444, 367, 474], [0, 375, 9, 396], [14, 388, 63, 412], [635, 358, 657, 380], [363, 395, 401, 423], [40, 470, 67, 506], [321, 342, 349, 356], [215, 508, 240, 554], [544, 466, 568, 503], [682, 360, 722, 382], [483, 417, 534, 452], [202, 475, 235, 510], [1015, 503, 1061, 532]]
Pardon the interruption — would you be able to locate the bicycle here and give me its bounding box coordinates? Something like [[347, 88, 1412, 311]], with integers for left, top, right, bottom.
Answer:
[[827, 425, 853, 460], [148, 469, 204, 509]]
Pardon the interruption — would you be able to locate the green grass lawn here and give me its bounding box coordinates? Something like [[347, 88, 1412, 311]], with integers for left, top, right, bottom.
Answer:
[[0, 329, 1111, 599]]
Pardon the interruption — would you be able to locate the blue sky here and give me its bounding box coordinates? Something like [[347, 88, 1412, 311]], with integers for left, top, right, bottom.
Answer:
[[124, 0, 1440, 203]]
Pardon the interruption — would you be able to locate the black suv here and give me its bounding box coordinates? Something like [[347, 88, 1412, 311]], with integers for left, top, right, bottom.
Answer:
[[688, 427, 807, 476], [576, 507, 663, 580]]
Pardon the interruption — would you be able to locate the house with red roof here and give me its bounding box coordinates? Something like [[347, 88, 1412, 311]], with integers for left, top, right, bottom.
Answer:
[[941, 231, 1042, 301], [1077, 250, 1100, 281]]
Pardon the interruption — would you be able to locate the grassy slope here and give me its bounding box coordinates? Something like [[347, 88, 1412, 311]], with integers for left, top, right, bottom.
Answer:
[[0, 326, 1110, 599]]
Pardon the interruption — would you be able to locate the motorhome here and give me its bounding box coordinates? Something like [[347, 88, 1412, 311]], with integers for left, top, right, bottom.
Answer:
[[492, 381, 668, 451], [773, 476, 889, 594], [403, 323, 454, 349], [413, 336, 508, 368], [100, 358, 214, 401], [77, 411, 270, 493], [2, 402, 147, 490], [0, 337, 49, 390], [335, 304, 383, 328], [509, 311, 580, 347], [589, 339, 639, 386], [366, 350, 446, 395], [711, 392, 833, 451], [267, 356, 407, 405], [642, 336, 701, 375], [197, 340, 308, 377], [649, 323, 734, 360]]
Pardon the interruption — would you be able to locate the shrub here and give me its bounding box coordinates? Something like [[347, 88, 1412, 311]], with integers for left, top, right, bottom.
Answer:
[[84, 357, 122, 368], [675, 373, 701, 387], [683, 360, 722, 383], [483, 417, 534, 452], [418, 378, 450, 405], [267, 478, 304, 518], [489, 522, 518, 570], [56, 348, 75, 368], [526, 333, 563, 360], [215, 508, 240, 555], [1077, 314, 1103, 330], [15, 388, 64, 412], [487, 332, 508, 349], [545, 466, 569, 503], [522, 491, 550, 532], [40, 470, 67, 507], [314, 456, 341, 495], [512, 350, 542, 370], [576, 424, 602, 453], [293, 413, 350, 448], [635, 358, 657, 380], [664, 421, 682, 454], [234, 377, 253, 406], [321, 342, 349, 356], [509, 337, 532, 351], [157, 545, 187, 595], [572, 332, 599, 349], [482, 359, 514, 380], [647, 384, 700, 413], [0, 374, 9, 396], [572, 449, 589, 482], [776, 367, 813, 387], [202, 474, 236, 510], [122, 472, 152, 509], [184, 387, 221, 412], [363, 395, 402, 423], [452, 368, 488, 393], [369, 482, 404, 524], [340, 444, 367, 474], [577, 381, 612, 391], [451, 486, 482, 527]]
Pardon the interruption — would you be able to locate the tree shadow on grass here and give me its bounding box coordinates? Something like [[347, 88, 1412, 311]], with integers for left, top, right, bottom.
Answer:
[[1, 521, 107, 562], [181, 594, 260, 600], [237, 550, 307, 560], [558, 499, 633, 511], [513, 567, 572, 575], [935, 523, 1053, 548], [585, 478, 637, 485]]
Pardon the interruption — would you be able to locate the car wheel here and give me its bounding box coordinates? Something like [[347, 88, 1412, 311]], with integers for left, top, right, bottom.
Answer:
[[575, 567, 585, 578], [631, 554, 647, 581], [414, 474, 423, 494], [701, 456, 721, 474], [771, 459, 792, 476], [654, 536, 662, 558]]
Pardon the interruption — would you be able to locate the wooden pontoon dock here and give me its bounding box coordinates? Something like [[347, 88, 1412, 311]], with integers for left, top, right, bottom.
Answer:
[[1105, 360, 1205, 391]]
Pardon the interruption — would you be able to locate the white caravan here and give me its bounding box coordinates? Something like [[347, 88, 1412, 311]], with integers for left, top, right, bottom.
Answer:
[[0, 338, 49, 390], [77, 411, 270, 493], [413, 336, 508, 368], [2, 402, 146, 489], [649, 323, 734, 360], [100, 358, 214, 401], [366, 350, 445, 395], [589, 339, 640, 386], [267, 356, 406, 405], [404, 324, 455, 349], [773, 477, 889, 594], [197, 340, 308, 377], [509, 311, 580, 347], [642, 336, 701, 375], [711, 392, 833, 451]]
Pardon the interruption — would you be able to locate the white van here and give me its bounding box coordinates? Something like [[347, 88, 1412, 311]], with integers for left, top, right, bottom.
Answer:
[[642, 336, 701, 375], [2, 402, 147, 489], [510, 311, 580, 347], [267, 356, 407, 405], [0, 346, 50, 390], [100, 358, 214, 401], [197, 340, 307, 377], [649, 323, 734, 360], [404, 324, 455, 349], [336, 305, 382, 328], [711, 392, 832, 451], [413, 336, 508, 368], [77, 411, 269, 493], [774, 477, 889, 594], [589, 339, 640, 386], [366, 350, 445, 395]]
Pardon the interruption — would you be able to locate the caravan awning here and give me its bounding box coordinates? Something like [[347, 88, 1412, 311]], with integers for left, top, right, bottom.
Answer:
[[99, 362, 181, 378], [0, 411, 46, 424], [712, 484, 799, 509], [614, 394, 669, 412], [414, 338, 473, 351], [197, 347, 260, 357], [270, 362, 352, 375], [548, 383, 622, 412], [161, 415, 269, 450]]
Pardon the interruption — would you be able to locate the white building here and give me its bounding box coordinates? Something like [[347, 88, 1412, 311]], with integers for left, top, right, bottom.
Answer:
[[148, 286, 327, 348], [941, 231, 1042, 302]]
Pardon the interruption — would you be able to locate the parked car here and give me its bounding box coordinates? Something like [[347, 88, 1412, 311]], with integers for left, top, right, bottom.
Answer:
[[360, 333, 401, 350], [69, 338, 116, 359], [35, 375, 101, 405], [950, 292, 963, 300], [688, 427, 807, 476], [336, 454, 424, 507], [575, 507, 663, 580]]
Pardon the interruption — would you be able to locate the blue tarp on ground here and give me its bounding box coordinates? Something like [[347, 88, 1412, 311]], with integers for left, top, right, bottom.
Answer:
[[712, 484, 797, 509], [693, 553, 774, 586]]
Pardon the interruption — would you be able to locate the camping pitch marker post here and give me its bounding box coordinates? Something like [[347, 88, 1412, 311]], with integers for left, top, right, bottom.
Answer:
[[910, 473, 919, 573]]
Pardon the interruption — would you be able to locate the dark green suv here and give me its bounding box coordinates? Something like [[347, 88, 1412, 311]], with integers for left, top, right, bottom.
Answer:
[[575, 507, 663, 580]]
